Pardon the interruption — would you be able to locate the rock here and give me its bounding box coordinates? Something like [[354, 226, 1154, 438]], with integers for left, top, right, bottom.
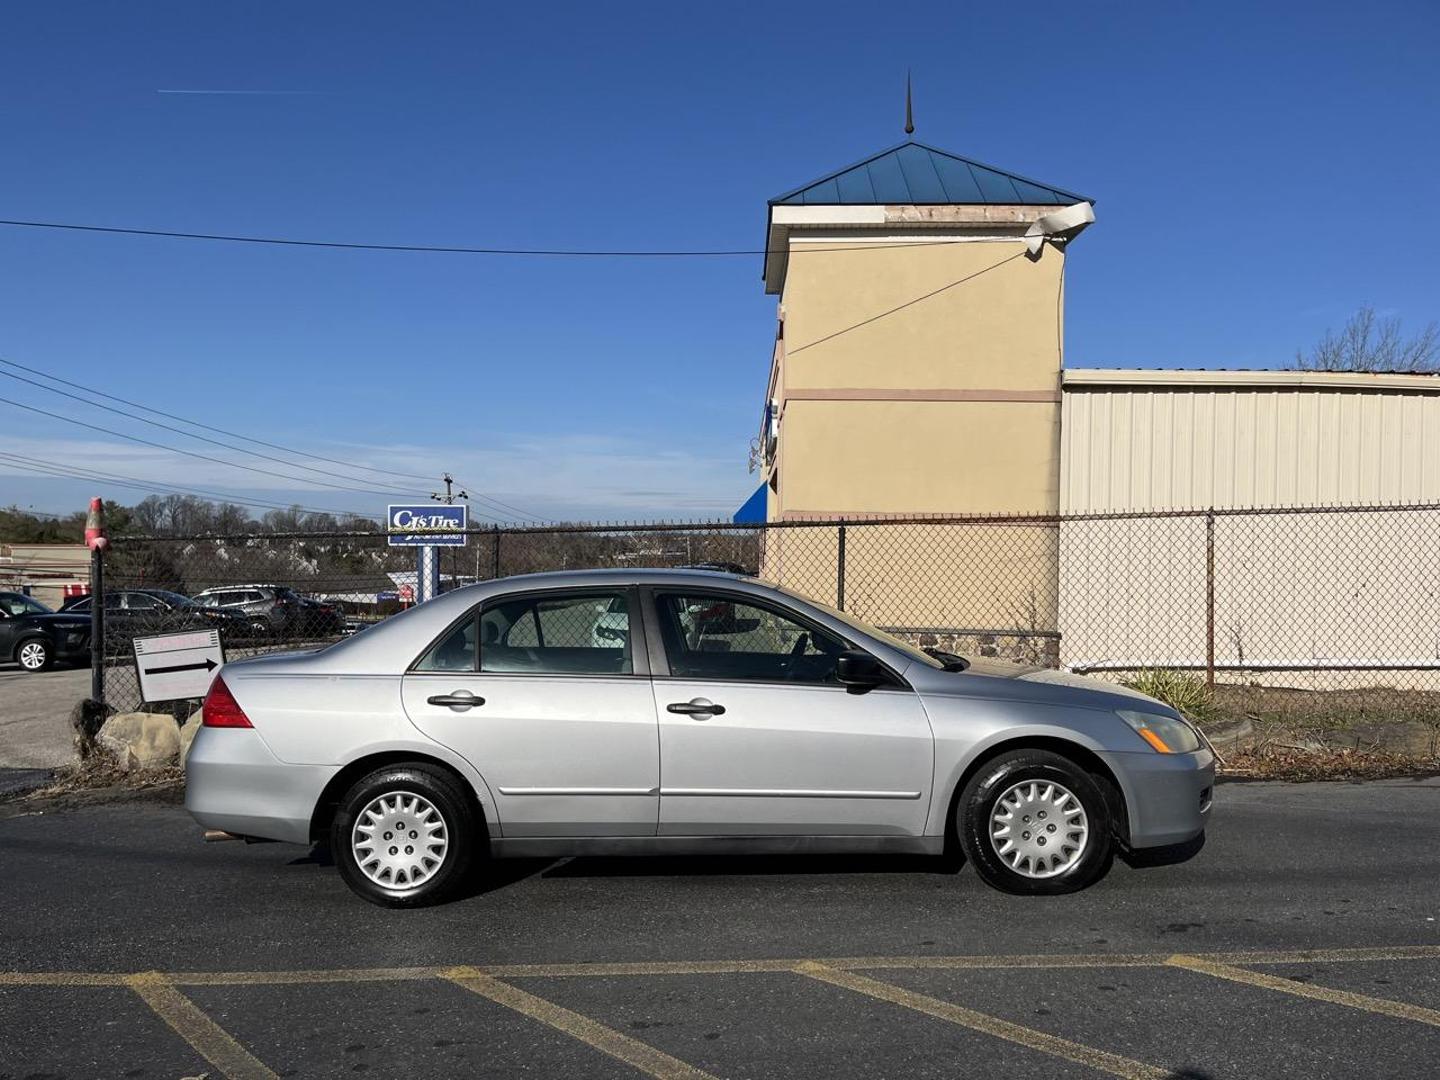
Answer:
[[96, 712, 181, 772], [179, 711, 204, 763]]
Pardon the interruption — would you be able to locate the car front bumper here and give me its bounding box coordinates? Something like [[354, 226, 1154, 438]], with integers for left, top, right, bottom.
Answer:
[[185, 726, 337, 844], [53, 633, 91, 662], [1100, 747, 1215, 849]]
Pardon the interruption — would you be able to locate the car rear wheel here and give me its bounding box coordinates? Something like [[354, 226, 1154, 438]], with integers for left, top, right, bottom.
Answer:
[[16, 638, 52, 672], [957, 749, 1113, 895], [331, 763, 477, 908]]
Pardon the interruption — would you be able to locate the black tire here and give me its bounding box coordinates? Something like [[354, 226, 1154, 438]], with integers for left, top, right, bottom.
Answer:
[[15, 637, 53, 673], [957, 749, 1113, 895], [331, 763, 478, 908]]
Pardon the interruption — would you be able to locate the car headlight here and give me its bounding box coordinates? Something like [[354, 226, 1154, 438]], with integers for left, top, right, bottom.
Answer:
[[1117, 710, 1202, 754]]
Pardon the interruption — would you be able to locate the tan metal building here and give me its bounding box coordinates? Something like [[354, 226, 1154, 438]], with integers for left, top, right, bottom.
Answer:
[[1058, 369, 1440, 683]]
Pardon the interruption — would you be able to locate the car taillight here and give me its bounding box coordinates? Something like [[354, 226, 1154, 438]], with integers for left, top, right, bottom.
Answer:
[[202, 675, 253, 728]]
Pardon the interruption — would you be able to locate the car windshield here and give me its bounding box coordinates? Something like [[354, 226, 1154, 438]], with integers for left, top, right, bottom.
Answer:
[[773, 586, 948, 670], [1, 593, 54, 617]]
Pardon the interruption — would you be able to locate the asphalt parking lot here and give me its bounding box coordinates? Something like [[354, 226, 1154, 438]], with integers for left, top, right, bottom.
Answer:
[[0, 663, 86, 775], [2, 779, 1438, 1079]]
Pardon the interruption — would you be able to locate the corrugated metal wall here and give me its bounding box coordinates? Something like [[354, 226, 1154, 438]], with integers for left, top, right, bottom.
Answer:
[[1061, 387, 1440, 513], [1058, 382, 1440, 685]]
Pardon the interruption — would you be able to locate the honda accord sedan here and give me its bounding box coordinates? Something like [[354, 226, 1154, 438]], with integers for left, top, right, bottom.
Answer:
[[186, 569, 1213, 906]]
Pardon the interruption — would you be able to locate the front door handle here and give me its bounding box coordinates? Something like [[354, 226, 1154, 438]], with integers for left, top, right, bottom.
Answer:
[[428, 691, 485, 711], [667, 699, 725, 718]]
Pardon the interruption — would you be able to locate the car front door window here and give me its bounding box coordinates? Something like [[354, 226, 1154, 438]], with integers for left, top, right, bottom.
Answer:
[[655, 593, 844, 684]]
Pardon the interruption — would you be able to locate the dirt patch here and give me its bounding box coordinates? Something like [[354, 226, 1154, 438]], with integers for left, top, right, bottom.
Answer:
[[1191, 684, 1440, 779], [0, 755, 183, 818]]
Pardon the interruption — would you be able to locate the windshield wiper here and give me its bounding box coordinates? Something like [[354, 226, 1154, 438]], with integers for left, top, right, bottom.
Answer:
[[923, 647, 970, 672]]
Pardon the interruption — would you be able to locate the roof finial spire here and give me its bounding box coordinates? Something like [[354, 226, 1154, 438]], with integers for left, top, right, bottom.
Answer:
[[904, 70, 914, 136]]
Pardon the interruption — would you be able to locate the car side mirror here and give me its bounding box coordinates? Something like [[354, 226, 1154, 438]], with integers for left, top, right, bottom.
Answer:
[[836, 649, 886, 691]]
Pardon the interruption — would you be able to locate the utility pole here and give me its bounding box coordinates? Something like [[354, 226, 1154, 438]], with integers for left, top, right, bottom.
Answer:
[[429, 474, 470, 594]]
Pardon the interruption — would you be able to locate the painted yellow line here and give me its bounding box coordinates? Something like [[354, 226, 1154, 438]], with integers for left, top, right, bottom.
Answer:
[[1167, 954, 1440, 1028], [794, 962, 1170, 1080], [169, 965, 445, 986], [0, 971, 128, 986], [485, 958, 804, 979], [831, 953, 1164, 972], [125, 972, 278, 1080], [1, 944, 1438, 989], [443, 965, 719, 1080], [1208, 945, 1440, 966]]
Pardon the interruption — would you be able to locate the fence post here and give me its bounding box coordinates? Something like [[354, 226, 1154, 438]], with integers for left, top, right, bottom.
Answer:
[[492, 529, 502, 579], [89, 544, 105, 707], [836, 524, 847, 610], [1205, 509, 1216, 690]]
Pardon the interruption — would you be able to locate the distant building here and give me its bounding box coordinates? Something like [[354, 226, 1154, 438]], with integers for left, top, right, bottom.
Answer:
[[0, 543, 90, 609]]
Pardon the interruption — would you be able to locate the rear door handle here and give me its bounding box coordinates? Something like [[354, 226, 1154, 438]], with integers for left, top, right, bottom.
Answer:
[[667, 699, 725, 717], [427, 691, 485, 711]]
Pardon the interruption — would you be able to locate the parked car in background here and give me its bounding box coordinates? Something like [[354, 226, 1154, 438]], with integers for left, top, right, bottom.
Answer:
[[62, 590, 252, 642], [0, 591, 90, 672], [294, 595, 345, 638], [187, 568, 1214, 907], [191, 585, 306, 637]]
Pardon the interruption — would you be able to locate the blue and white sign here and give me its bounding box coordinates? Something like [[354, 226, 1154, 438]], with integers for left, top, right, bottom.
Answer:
[[387, 504, 468, 547]]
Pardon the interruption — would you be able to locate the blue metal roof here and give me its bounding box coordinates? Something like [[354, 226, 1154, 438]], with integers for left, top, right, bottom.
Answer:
[[770, 140, 1091, 207]]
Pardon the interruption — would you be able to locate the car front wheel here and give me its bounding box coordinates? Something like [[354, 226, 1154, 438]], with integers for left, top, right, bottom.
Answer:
[[331, 763, 478, 908], [957, 749, 1113, 895], [16, 638, 52, 672]]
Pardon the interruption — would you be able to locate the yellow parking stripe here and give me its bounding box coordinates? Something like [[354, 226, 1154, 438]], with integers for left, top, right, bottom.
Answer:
[[124, 972, 278, 1080], [1, 944, 1438, 988], [831, 953, 1163, 972], [485, 958, 804, 978], [1208, 945, 1440, 966], [0, 971, 127, 986], [794, 962, 1170, 1080], [170, 965, 445, 986], [1167, 954, 1440, 1028], [443, 965, 719, 1080]]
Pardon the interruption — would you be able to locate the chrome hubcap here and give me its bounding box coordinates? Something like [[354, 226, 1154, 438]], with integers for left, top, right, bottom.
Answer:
[[18, 642, 46, 669], [351, 791, 448, 891], [989, 779, 1089, 879]]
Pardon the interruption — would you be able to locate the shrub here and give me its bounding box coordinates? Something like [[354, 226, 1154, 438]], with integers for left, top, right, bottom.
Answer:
[[1123, 669, 1215, 726]]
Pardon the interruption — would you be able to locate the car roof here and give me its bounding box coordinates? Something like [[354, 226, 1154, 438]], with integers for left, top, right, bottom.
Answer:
[[468, 568, 756, 590]]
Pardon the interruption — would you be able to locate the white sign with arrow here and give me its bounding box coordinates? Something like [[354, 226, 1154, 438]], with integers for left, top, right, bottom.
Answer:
[[133, 629, 225, 703]]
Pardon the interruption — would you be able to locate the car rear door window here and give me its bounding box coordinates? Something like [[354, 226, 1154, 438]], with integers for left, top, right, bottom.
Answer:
[[480, 592, 633, 675], [654, 592, 845, 684]]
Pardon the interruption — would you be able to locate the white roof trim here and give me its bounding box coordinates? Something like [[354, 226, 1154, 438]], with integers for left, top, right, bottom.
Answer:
[[1063, 368, 1440, 393], [770, 205, 887, 225]]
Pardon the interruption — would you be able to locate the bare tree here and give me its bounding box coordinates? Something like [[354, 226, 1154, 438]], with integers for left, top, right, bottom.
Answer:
[[1297, 306, 1440, 373]]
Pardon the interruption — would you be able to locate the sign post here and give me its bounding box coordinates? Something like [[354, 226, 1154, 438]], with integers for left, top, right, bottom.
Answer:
[[387, 504, 467, 604]]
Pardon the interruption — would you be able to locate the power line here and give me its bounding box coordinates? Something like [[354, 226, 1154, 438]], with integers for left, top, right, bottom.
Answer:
[[0, 365, 429, 497], [0, 393, 506, 508], [0, 450, 383, 520], [0, 356, 545, 521], [0, 355, 438, 484], [0, 218, 1022, 258]]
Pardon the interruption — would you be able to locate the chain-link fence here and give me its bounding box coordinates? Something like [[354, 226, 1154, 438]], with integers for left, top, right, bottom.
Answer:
[[89, 504, 1440, 716]]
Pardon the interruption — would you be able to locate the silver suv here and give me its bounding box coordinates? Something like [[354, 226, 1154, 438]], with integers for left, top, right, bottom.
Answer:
[[192, 584, 301, 636]]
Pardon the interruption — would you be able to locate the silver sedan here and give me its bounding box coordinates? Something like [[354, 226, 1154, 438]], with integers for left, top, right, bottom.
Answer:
[[186, 569, 1213, 906]]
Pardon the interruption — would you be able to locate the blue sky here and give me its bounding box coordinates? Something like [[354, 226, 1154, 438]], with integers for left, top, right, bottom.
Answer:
[[1, 1, 1437, 522]]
